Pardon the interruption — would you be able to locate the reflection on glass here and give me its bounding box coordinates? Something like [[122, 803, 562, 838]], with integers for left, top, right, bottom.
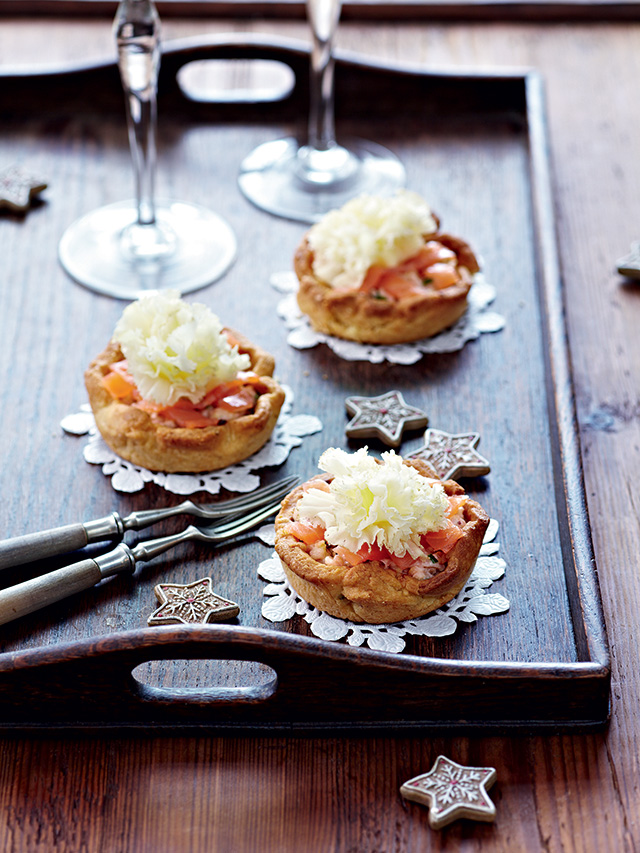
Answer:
[[238, 0, 405, 223], [59, 0, 236, 299]]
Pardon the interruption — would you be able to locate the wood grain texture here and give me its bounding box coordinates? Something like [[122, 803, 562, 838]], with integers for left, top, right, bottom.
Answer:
[[0, 16, 638, 853], [0, 41, 608, 728]]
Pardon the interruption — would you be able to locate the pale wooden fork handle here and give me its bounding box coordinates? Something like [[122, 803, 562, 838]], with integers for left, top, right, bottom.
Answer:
[[0, 545, 135, 626], [0, 513, 122, 572], [0, 560, 103, 626]]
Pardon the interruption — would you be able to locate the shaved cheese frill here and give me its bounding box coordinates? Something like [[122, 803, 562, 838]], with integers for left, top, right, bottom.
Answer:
[[296, 447, 449, 558], [113, 290, 250, 406], [308, 191, 438, 291]]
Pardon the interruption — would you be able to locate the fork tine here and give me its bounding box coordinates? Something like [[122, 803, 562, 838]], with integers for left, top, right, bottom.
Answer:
[[207, 475, 298, 514], [205, 499, 283, 540], [123, 474, 298, 531]]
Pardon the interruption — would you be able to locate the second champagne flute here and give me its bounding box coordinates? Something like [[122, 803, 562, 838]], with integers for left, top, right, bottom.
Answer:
[[238, 0, 406, 223]]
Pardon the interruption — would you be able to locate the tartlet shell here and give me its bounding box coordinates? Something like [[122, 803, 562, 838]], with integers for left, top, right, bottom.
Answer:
[[274, 458, 489, 624], [85, 330, 285, 473], [294, 233, 480, 345]]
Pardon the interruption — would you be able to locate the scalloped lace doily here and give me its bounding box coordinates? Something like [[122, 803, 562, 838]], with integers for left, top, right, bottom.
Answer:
[[257, 519, 509, 653], [270, 271, 505, 365], [60, 386, 322, 495]]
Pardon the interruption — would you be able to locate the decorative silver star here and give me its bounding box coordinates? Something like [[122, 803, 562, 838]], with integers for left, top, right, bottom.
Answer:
[[409, 429, 490, 480], [0, 165, 47, 212], [345, 390, 428, 448], [400, 755, 497, 829], [147, 577, 239, 626]]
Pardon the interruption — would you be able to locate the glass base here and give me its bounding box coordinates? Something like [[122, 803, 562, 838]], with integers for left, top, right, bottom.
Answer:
[[238, 137, 406, 223], [58, 199, 237, 300]]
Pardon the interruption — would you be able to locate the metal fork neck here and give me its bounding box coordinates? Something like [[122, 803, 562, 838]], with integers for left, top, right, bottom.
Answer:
[[122, 502, 192, 531], [130, 527, 197, 563]]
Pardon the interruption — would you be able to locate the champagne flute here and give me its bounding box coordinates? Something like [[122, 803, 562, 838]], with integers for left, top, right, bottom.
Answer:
[[238, 0, 406, 223], [58, 0, 236, 299]]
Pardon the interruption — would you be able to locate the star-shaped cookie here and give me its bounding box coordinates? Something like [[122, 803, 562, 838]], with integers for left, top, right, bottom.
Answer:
[[0, 165, 47, 213], [409, 429, 490, 480], [345, 391, 428, 448], [400, 755, 497, 829], [147, 577, 239, 626]]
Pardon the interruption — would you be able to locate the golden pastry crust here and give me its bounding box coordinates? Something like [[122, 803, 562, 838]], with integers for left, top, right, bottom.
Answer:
[[274, 458, 489, 624], [85, 330, 285, 473], [294, 233, 480, 345]]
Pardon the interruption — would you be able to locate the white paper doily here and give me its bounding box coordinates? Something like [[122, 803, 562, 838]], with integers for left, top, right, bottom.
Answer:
[[270, 271, 505, 365], [60, 386, 322, 496], [257, 518, 509, 654]]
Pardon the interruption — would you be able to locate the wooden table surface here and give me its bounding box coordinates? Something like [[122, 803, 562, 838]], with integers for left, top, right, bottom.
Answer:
[[0, 12, 638, 852]]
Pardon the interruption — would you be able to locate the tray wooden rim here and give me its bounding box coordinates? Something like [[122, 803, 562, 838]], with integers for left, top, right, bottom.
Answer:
[[0, 37, 611, 730], [2, 0, 640, 22]]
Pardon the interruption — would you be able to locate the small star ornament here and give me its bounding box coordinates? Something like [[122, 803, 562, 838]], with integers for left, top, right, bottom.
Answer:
[[409, 429, 490, 480], [148, 577, 240, 626], [345, 390, 428, 448], [0, 164, 47, 212], [400, 755, 497, 829], [617, 241, 640, 279]]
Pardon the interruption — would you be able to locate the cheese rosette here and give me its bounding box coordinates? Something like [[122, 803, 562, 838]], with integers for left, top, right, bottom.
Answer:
[[308, 191, 439, 291], [113, 290, 251, 406], [296, 447, 449, 559]]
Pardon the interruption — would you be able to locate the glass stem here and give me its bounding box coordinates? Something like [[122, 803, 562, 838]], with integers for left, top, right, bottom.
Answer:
[[307, 0, 342, 152], [114, 0, 161, 228], [127, 92, 157, 226]]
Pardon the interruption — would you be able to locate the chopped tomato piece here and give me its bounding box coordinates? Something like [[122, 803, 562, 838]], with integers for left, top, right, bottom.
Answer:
[[421, 522, 464, 554], [287, 521, 326, 546], [358, 542, 388, 562], [334, 545, 364, 566], [388, 551, 417, 570], [101, 370, 136, 400], [169, 396, 202, 410], [358, 542, 416, 568]]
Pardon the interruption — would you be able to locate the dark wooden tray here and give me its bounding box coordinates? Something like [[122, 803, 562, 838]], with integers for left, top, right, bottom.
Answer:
[[0, 35, 610, 731]]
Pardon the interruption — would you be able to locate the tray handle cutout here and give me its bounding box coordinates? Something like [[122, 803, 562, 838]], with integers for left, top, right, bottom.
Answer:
[[131, 658, 278, 706], [177, 58, 295, 105]]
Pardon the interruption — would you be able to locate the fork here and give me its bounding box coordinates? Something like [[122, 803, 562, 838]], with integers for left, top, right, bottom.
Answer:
[[0, 475, 297, 572], [0, 498, 282, 627]]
